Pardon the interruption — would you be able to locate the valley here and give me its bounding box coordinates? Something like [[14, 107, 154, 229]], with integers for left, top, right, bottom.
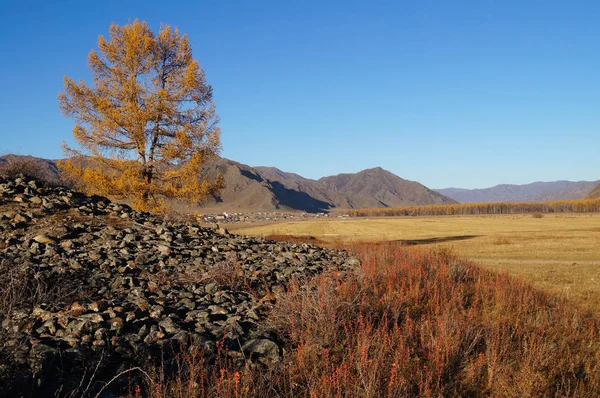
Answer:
[[4, 5, 600, 395], [232, 213, 600, 314]]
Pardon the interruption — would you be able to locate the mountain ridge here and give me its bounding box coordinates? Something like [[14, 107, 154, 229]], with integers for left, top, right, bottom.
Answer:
[[436, 180, 600, 203], [255, 165, 456, 210], [0, 155, 455, 212], [586, 184, 600, 199]]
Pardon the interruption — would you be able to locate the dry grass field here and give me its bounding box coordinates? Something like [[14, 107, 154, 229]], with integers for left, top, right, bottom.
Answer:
[[232, 213, 600, 314]]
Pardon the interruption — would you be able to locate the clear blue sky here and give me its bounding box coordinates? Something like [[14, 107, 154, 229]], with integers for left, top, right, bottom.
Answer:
[[1, 0, 599, 189]]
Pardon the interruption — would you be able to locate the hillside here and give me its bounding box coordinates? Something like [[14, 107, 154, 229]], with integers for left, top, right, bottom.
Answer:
[[200, 158, 279, 211], [256, 166, 457, 209], [0, 154, 60, 183], [586, 184, 600, 199], [436, 180, 600, 203], [319, 167, 457, 208], [0, 155, 455, 212], [199, 158, 333, 213]]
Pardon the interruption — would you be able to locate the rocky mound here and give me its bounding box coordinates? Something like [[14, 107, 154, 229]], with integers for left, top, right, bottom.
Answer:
[[0, 176, 358, 396]]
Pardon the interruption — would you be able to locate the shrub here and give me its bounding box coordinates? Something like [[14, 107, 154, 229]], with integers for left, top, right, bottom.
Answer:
[[350, 199, 600, 217], [130, 243, 600, 397], [0, 260, 92, 322]]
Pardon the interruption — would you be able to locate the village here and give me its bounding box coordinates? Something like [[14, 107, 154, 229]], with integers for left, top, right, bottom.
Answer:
[[196, 211, 350, 225]]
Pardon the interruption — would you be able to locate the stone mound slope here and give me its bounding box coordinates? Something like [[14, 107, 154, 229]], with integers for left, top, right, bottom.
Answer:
[[0, 176, 358, 395]]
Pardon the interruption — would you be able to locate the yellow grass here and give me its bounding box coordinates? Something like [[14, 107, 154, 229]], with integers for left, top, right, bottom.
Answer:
[[233, 213, 600, 313]]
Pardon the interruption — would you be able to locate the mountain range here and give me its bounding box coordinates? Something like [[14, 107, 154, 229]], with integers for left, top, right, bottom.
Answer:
[[0, 155, 455, 212], [435, 180, 600, 203], [1, 154, 598, 212], [586, 184, 600, 199]]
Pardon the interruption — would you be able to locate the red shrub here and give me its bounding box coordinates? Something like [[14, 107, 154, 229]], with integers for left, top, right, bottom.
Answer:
[[133, 242, 600, 397]]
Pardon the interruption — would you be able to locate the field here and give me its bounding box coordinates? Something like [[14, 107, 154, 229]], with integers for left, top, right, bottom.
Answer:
[[232, 213, 600, 314]]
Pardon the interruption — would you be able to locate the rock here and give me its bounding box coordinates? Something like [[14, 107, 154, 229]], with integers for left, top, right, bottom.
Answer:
[[0, 174, 356, 396], [149, 305, 164, 319], [13, 213, 30, 224], [344, 257, 361, 268], [33, 234, 54, 245], [81, 313, 104, 324], [68, 302, 87, 316], [2, 211, 17, 219], [109, 317, 124, 330], [243, 338, 281, 363], [208, 305, 228, 315], [157, 245, 171, 256], [88, 301, 107, 312], [158, 317, 180, 334], [60, 240, 74, 249], [29, 343, 59, 374]]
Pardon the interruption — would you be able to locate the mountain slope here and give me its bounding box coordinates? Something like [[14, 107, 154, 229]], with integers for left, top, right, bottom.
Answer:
[[436, 180, 600, 203], [317, 167, 457, 208], [586, 184, 600, 199], [201, 158, 279, 211], [257, 166, 457, 209], [203, 158, 332, 212], [0, 154, 456, 212], [0, 154, 60, 182]]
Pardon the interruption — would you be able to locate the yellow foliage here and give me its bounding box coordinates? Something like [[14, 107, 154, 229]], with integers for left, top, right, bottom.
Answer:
[[348, 199, 600, 217], [58, 20, 223, 212]]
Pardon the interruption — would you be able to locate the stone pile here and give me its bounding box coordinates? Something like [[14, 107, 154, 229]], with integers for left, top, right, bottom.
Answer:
[[0, 176, 359, 395]]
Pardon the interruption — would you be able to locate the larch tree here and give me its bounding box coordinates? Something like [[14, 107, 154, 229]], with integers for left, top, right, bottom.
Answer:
[[58, 20, 223, 211]]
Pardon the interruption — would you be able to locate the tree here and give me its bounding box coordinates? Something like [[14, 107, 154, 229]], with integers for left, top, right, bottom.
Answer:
[[58, 20, 223, 211]]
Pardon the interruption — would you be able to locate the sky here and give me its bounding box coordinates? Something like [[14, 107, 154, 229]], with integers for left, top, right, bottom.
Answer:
[[1, 0, 599, 189]]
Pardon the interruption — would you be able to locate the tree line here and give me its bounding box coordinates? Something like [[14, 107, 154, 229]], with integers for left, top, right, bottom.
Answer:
[[348, 199, 600, 217]]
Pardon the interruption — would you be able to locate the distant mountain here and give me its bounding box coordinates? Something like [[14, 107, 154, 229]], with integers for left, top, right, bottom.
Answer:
[[201, 158, 279, 211], [253, 167, 308, 185], [436, 180, 600, 203], [256, 166, 457, 209], [1, 154, 453, 212], [586, 184, 600, 199], [0, 154, 60, 182], [202, 158, 331, 212], [320, 167, 456, 208]]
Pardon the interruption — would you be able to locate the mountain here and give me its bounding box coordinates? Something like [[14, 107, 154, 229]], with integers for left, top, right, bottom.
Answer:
[[200, 158, 279, 211], [201, 158, 331, 212], [206, 163, 456, 211], [586, 184, 600, 199], [320, 167, 456, 208], [2, 154, 452, 212], [0, 154, 60, 183], [436, 180, 600, 203], [257, 166, 457, 209]]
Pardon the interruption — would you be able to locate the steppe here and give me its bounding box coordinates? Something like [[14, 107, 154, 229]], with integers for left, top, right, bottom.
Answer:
[[233, 213, 600, 313]]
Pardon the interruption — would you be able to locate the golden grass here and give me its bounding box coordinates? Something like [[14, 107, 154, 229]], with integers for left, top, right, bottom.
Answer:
[[234, 213, 600, 314]]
